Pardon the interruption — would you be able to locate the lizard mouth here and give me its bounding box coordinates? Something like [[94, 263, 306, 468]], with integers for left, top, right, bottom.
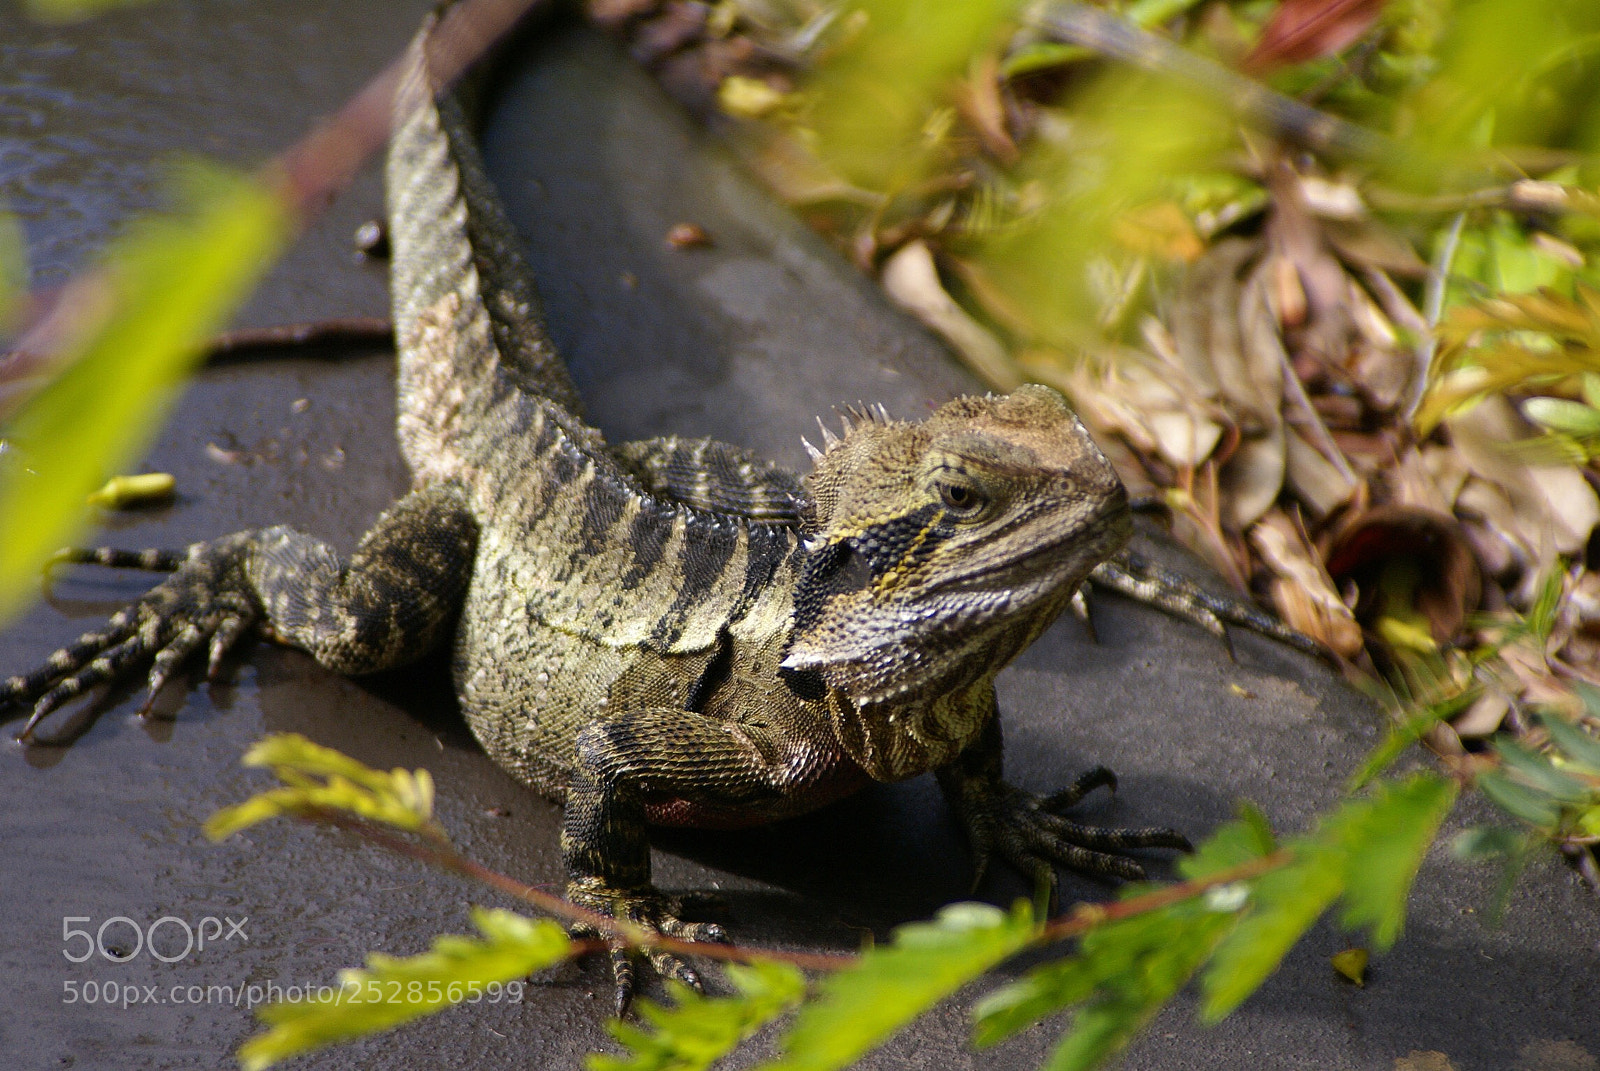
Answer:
[[922, 510, 1126, 598]]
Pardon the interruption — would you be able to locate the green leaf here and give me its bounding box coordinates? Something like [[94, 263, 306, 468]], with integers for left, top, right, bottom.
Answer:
[[1045, 903, 1235, 1071], [1178, 806, 1277, 881], [973, 812, 1274, 1056], [205, 733, 439, 839], [1493, 739, 1591, 805], [1523, 397, 1600, 437], [1450, 825, 1527, 861], [0, 161, 287, 625], [0, 208, 23, 332], [1524, 568, 1565, 643], [588, 960, 806, 1071], [1203, 773, 1455, 1019], [237, 908, 572, 1071], [999, 40, 1096, 78], [1477, 769, 1563, 827], [1337, 774, 1458, 950], [760, 901, 1035, 1071], [1349, 688, 1478, 790], [971, 952, 1098, 1048], [1199, 842, 1343, 1021], [1540, 712, 1600, 775]]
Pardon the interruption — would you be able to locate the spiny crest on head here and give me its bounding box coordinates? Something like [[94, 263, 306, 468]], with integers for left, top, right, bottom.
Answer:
[[800, 402, 893, 464]]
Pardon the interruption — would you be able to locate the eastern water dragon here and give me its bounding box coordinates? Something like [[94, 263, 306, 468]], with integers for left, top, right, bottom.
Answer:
[[3, 10, 1319, 1012]]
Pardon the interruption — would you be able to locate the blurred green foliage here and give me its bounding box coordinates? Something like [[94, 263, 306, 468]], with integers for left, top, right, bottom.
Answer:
[[22, 0, 161, 22], [0, 162, 287, 624], [238, 907, 573, 1071]]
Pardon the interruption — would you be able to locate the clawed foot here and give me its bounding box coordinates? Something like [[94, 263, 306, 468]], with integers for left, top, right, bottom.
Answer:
[[4, 537, 259, 742], [968, 766, 1191, 907], [566, 879, 729, 1016]]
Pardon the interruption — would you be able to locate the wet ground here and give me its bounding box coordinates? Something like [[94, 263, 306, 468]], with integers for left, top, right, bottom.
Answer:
[[1, 5, 1597, 1070]]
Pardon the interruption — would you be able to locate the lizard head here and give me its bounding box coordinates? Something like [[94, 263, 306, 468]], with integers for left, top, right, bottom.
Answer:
[[781, 384, 1131, 710]]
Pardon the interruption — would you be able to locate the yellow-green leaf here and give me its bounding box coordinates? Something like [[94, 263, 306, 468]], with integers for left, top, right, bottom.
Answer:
[[86, 472, 176, 508], [237, 908, 572, 1071], [205, 733, 437, 839], [1331, 947, 1369, 986]]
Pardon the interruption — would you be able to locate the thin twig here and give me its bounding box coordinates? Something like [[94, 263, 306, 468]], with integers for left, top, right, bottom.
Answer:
[[1027, 2, 1395, 164], [311, 809, 856, 972], [313, 806, 1300, 972], [205, 317, 395, 360], [1041, 849, 1295, 943], [1401, 210, 1464, 425]]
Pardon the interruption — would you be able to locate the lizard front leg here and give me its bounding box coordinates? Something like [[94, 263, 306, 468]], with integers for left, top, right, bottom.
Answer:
[[5, 482, 477, 739], [935, 712, 1190, 907], [562, 708, 796, 1014]]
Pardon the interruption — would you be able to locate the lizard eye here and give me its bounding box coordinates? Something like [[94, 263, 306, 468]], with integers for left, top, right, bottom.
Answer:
[[936, 480, 987, 517]]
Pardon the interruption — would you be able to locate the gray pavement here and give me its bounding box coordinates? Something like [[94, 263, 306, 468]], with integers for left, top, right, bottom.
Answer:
[[0, 6, 1595, 1070]]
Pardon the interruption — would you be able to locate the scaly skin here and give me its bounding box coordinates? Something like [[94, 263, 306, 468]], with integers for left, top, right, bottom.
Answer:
[[3, 12, 1319, 1013]]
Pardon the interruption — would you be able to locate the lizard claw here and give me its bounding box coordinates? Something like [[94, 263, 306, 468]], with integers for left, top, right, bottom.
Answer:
[[6, 537, 260, 742], [954, 769, 1190, 909], [566, 883, 728, 1016]]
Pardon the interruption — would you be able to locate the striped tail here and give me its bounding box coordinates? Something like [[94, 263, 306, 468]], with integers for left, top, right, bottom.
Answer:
[[385, 15, 585, 478]]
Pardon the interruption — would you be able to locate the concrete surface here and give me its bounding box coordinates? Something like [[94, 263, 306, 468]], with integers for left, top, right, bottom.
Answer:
[[0, 6, 1596, 1070]]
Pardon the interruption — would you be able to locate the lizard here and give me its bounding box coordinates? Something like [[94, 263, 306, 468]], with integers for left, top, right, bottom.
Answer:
[[2, 11, 1319, 1012]]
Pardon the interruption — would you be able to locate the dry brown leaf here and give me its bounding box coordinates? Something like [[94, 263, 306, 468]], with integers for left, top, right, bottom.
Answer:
[[1419, 444, 1470, 511], [1267, 253, 1307, 327], [1244, 0, 1388, 73], [1267, 164, 1353, 363], [744, 129, 883, 205], [1055, 350, 1225, 469], [1285, 425, 1358, 517], [1515, 1037, 1600, 1071], [1569, 569, 1600, 632], [1447, 396, 1600, 557], [587, 0, 660, 28], [1252, 510, 1365, 656], [1501, 638, 1583, 714], [1296, 175, 1367, 220], [1170, 240, 1254, 401], [1456, 482, 1529, 580], [1323, 217, 1429, 277], [1388, 446, 1456, 515], [1396, 1050, 1460, 1071], [1237, 260, 1290, 421], [956, 50, 1019, 165], [881, 240, 1023, 391], [1222, 428, 1287, 529], [1452, 690, 1510, 738]]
